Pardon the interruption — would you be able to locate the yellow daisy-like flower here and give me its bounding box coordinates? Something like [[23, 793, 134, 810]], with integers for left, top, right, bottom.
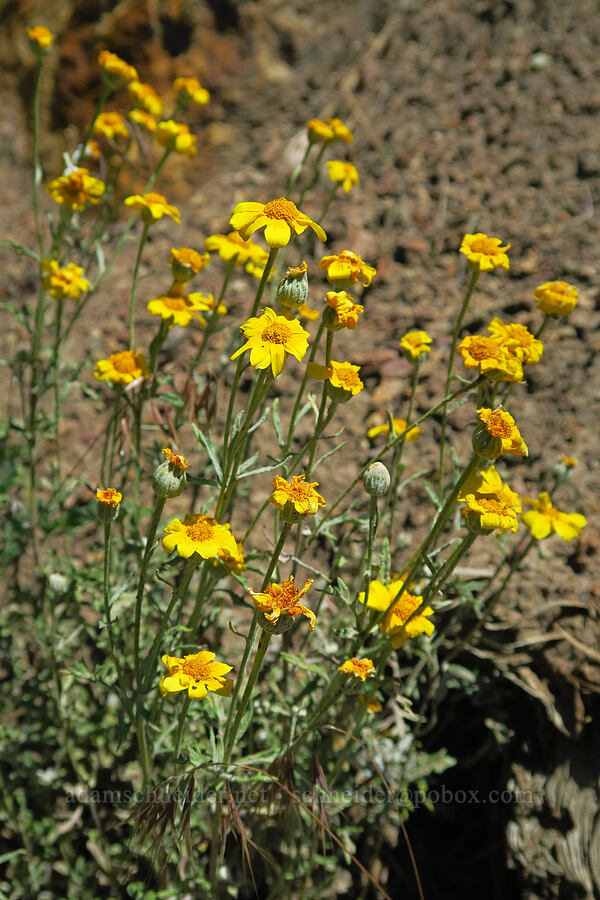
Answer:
[[216, 538, 246, 575], [476, 407, 528, 457], [458, 467, 521, 534], [325, 290, 364, 330], [27, 26, 53, 53], [270, 474, 326, 519], [128, 80, 163, 117], [94, 350, 149, 385], [358, 579, 434, 649], [460, 233, 510, 273], [162, 447, 188, 470], [162, 514, 237, 560], [249, 576, 316, 632], [96, 487, 122, 506], [326, 160, 359, 193], [98, 50, 138, 86], [147, 285, 211, 328], [338, 658, 375, 681], [328, 360, 364, 398], [205, 231, 266, 266], [367, 418, 422, 442], [307, 118, 334, 143], [159, 649, 233, 700], [124, 192, 180, 224], [522, 492, 587, 541], [40, 259, 89, 300], [487, 318, 543, 365], [229, 197, 326, 248], [534, 281, 578, 316], [318, 250, 376, 288], [46, 167, 105, 211], [170, 247, 210, 282], [457, 335, 523, 383], [327, 117, 354, 143], [93, 111, 129, 141], [156, 120, 197, 157], [129, 109, 157, 133], [399, 330, 432, 360], [174, 75, 210, 106], [192, 292, 227, 325], [230, 307, 309, 377]]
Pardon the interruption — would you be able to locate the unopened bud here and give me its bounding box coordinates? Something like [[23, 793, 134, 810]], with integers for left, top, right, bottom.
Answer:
[[152, 447, 188, 498], [277, 261, 308, 309], [362, 462, 391, 497]]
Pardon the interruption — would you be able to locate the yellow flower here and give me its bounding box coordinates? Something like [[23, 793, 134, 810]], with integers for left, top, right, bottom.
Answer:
[[367, 418, 421, 442], [457, 335, 523, 383], [358, 579, 434, 649], [297, 303, 320, 320], [398, 330, 432, 361], [162, 447, 188, 470], [460, 233, 510, 272], [230, 307, 309, 377], [93, 111, 129, 141], [162, 514, 237, 560], [522, 493, 587, 541], [476, 407, 528, 457], [326, 160, 359, 193], [216, 538, 246, 575], [338, 658, 375, 681], [129, 109, 157, 133], [318, 250, 376, 288], [27, 26, 53, 53], [326, 117, 354, 143], [98, 50, 138, 85], [559, 455, 578, 468], [357, 695, 382, 713], [229, 197, 326, 248], [324, 290, 364, 330], [156, 120, 197, 157], [128, 80, 163, 117], [96, 487, 122, 506], [85, 140, 102, 160], [487, 318, 543, 364], [124, 191, 180, 224], [534, 281, 578, 316], [46, 167, 105, 211], [249, 576, 316, 631], [94, 350, 149, 384], [40, 259, 89, 300], [306, 118, 334, 143], [458, 467, 521, 534], [191, 292, 226, 324], [205, 231, 266, 266], [328, 360, 364, 398], [170, 247, 210, 282], [174, 76, 210, 106], [159, 650, 233, 700], [270, 474, 326, 518], [147, 286, 211, 327]]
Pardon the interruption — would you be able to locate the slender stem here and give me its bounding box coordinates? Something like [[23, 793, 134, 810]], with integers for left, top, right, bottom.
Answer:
[[285, 318, 326, 453], [173, 696, 192, 761], [387, 358, 420, 536], [79, 83, 111, 161], [288, 142, 312, 193], [102, 521, 129, 703], [298, 144, 326, 205], [145, 148, 171, 192], [129, 222, 150, 351], [191, 259, 235, 368], [51, 298, 64, 503], [249, 247, 279, 318], [31, 59, 44, 255], [319, 184, 339, 221], [133, 495, 167, 690], [223, 629, 272, 764], [438, 267, 480, 497], [357, 495, 379, 632]]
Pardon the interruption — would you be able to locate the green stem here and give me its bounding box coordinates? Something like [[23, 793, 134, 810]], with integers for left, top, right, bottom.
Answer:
[[173, 696, 192, 761], [145, 148, 171, 192], [79, 83, 111, 161], [192, 259, 235, 368], [32, 59, 44, 255], [298, 144, 326, 205], [223, 629, 272, 765], [357, 495, 379, 632], [102, 522, 129, 705], [133, 495, 167, 691], [129, 222, 150, 350], [52, 298, 64, 503], [387, 358, 420, 536], [319, 184, 339, 221], [285, 317, 326, 454], [288, 142, 312, 193]]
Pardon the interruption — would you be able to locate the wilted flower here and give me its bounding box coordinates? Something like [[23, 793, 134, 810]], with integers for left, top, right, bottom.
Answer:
[[169, 247, 210, 282], [460, 233, 510, 272], [474, 407, 528, 458], [93, 111, 129, 141], [338, 658, 375, 680], [324, 290, 364, 330], [270, 474, 326, 522], [458, 466, 521, 534], [487, 318, 543, 365], [249, 576, 315, 632], [96, 487, 122, 506], [230, 197, 326, 248], [327, 360, 364, 401]]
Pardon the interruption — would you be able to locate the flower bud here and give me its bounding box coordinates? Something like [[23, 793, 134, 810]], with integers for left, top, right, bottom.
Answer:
[[276, 261, 309, 309], [362, 462, 391, 497], [96, 488, 122, 522], [152, 448, 188, 498], [472, 423, 503, 460], [257, 612, 295, 634], [462, 508, 496, 535]]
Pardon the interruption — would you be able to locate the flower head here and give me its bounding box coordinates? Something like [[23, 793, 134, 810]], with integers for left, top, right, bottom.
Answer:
[[534, 281, 578, 316], [475, 407, 528, 458], [93, 111, 129, 141], [327, 117, 354, 143], [367, 418, 422, 442], [27, 26, 53, 54], [159, 649, 233, 700], [249, 576, 315, 632], [326, 160, 359, 193], [358, 579, 434, 649], [230, 307, 309, 377], [128, 81, 163, 117], [98, 50, 138, 86], [169, 247, 210, 282], [216, 538, 246, 575], [147, 286, 212, 327], [338, 658, 375, 681], [328, 360, 364, 400], [324, 290, 364, 330], [458, 466, 521, 534], [46, 167, 105, 211], [94, 350, 149, 385], [174, 76, 210, 106], [205, 231, 267, 267], [162, 514, 237, 560], [487, 318, 543, 365], [161, 447, 188, 470], [270, 474, 326, 522], [230, 197, 326, 248], [152, 448, 188, 498], [399, 330, 432, 361], [96, 487, 122, 506], [156, 120, 197, 157], [457, 335, 523, 383], [522, 492, 586, 541], [318, 250, 376, 288], [40, 259, 89, 300], [460, 233, 510, 272], [129, 109, 157, 133], [124, 191, 180, 224]]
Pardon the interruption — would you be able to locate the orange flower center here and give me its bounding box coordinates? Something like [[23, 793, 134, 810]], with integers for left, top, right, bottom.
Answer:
[[186, 521, 214, 543], [468, 237, 498, 255], [266, 580, 301, 610], [468, 338, 502, 360], [476, 497, 509, 516], [506, 325, 532, 345], [181, 658, 211, 680], [162, 295, 188, 310], [262, 322, 292, 344], [112, 351, 138, 374], [484, 412, 512, 438], [388, 592, 420, 626], [64, 174, 84, 197], [285, 478, 314, 501], [98, 489, 120, 504], [263, 197, 300, 221], [333, 366, 360, 390], [348, 658, 373, 676]]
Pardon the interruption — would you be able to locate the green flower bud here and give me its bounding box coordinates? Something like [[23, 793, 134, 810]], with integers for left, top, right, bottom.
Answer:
[[276, 261, 309, 309], [257, 612, 295, 634], [362, 462, 391, 496], [152, 448, 188, 498]]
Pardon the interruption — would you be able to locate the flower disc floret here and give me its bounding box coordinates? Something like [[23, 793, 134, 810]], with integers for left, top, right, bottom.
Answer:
[[94, 350, 149, 384], [249, 576, 315, 631], [487, 318, 543, 365], [399, 330, 432, 360], [231, 307, 309, 377], [270, 474, 326, 519], [358, 579, 434, 649], [128, 81, 163, 117], [325, 291, 364, 330], [162, 514, 237, 560], [534, 281, 578, 316], [460, 233, 510, 272], [40, 259, 89, 300], [319, 250, 376, 288], [326, 160, 359, 193], [93, 111, 129, 140], [230, 197, 326, 248], [522, 492, 586, 541], [96, 487, 122, 506], [124, 192, 180, 224], [46, 167, 105, 211], [156, 120, 197, 157], [338, 658, 375, 681], [476, 407, 528, 457], [159, 649, 233, 700], [174, 76, 210, 106]]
